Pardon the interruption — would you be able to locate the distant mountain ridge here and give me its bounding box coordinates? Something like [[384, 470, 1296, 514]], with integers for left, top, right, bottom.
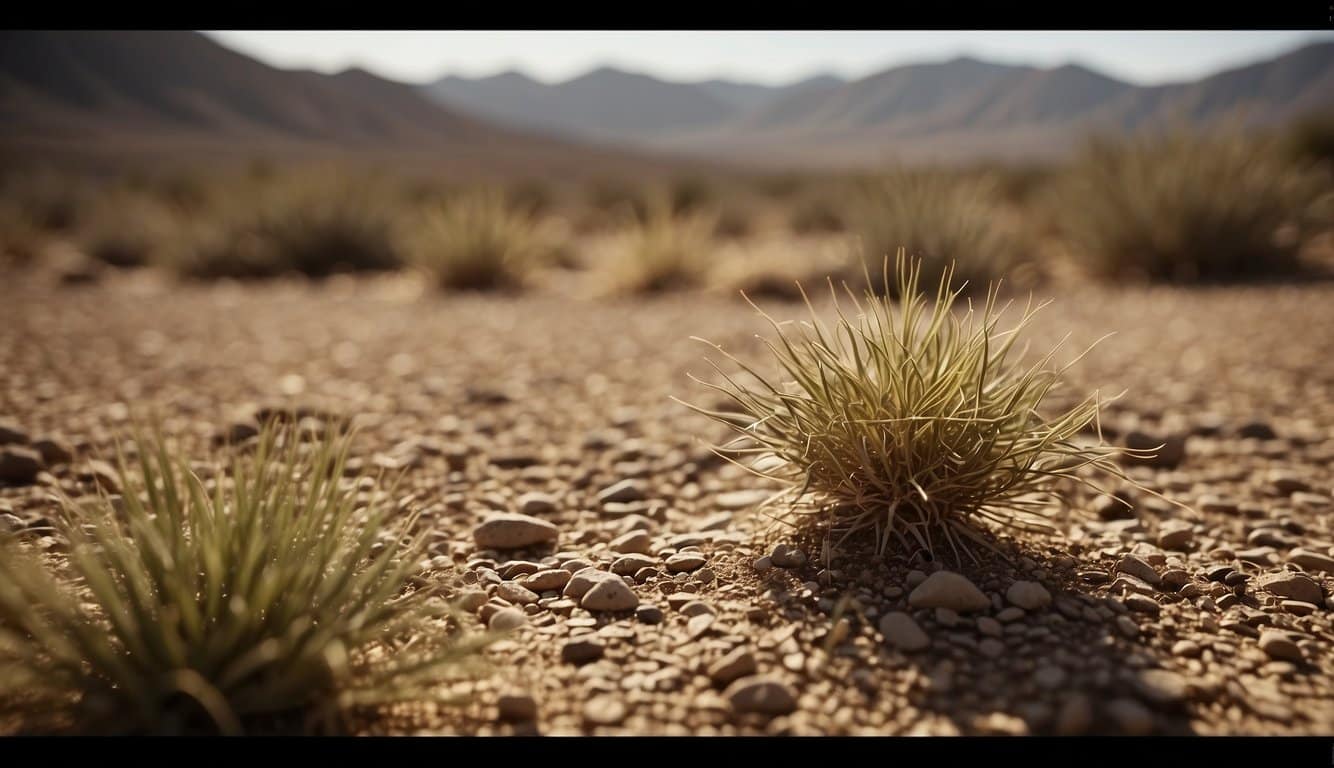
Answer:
[[424, 42, 1334, 166], [0, 30, 699, 178]]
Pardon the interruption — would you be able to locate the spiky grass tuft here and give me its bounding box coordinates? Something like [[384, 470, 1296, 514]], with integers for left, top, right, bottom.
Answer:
[[681, 252, 1148, 564], [606, 198, 716, 295], [0, 422, 489, 735], [409, 189, 540, 292]]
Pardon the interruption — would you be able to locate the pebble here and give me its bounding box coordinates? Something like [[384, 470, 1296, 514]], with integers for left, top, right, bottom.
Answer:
[[708, 648, 758, 685], [488, 607, 527, 631], [770, 545, 806, 569], [517, 492, 558, 515], [976, 617, 1003, 637], [1158, 524, 1194, 550], [665, 552, 707, 573], [609, 530, 652, 554], [31, 436, 74, 466], [752, 555, 773, 572], [1133, 669, 1190, 705], [635, 604, 664, 624], [713, 489, 769, 509], [1116, 555, 1161, 586], [1055, 694, 1092, 735], [1105, 698, 1154, 735], [687, 613, 715, 639], [0, 421, 29, 445], [521, 569, 571, 592], [0, 513, 23, 533], [598, 479, 646, 504], [1034, 665, 1067, 690], [1287, 548, 1334, 575], [561, 638, 605, 665], [1005, 581, 1052, 611], [1115, 615, 1140, 638], [497, 692, 537, 721], [908, 571, 990, 612], [495, 582, 539, 605], [583, 695, 627, 726], [611, 554, 657, 576], [0, 446, 45, 484], [472, 513, 559, 550], [1123, 430, 1186, 469], [1236, 421, 1277, 440], [1258, 630, 1304, 663], [563, 568, 613, 600], [580, 578, 639, 612], [1254, 572, 1322, 605], [724, 676, 798, 716], [1123, 594, 1160, 615], [1171, 640, 1201, 657], [878, 612, 930, 652]]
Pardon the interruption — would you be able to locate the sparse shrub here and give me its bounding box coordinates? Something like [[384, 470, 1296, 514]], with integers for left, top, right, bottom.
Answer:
[[506, 179, 555, 217], [585, 179, 650, 226], [712, 204, 753, 240], [789, 194, 845, 234], [409, 189, 539, 292], [79, 192, 179, 268], [845, 168, 1024, 293], [607, 198, 715, 294], [682, 252, 1146, 563], [1283, 112, 1334, 169], [0, 422, 488, 735], [668, 177, 715, 214], [1055, 131, 1327, 283], [178, 180, 402, 280]]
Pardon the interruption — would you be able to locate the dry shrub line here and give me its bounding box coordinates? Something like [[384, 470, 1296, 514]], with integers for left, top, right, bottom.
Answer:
[[681, 250, 1180, 566], [0, 419, 491, 735]]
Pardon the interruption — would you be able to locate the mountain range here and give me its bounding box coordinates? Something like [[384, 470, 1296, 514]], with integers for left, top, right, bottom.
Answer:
[[426, 41, 1334, 166], [2, 31, 1332, 175]]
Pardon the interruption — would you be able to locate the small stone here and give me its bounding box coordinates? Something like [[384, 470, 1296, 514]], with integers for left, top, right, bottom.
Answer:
[[1116, 555, 1161, 586], [583, 695, 627, 726], [1236, 421, 1276, 440], [1288, 548, 1334, 575], [598, 479, 646, 504], [1005, 581, 1052, 611], [1105, 698, 1154, 735], [518, 492, 558, 515], [1034, 665, 1067, 690], [0, 421, 29, 445], [31, 437, 74, 466], [0, 446, 45, 485], [1055, 694, 1093, 736], [1171, 640, 1201, 657], [609, 530, 651, 554], [1115, 615, 1139, 638], [1258, 630, 1304, 663], [83, 459, 120, 492], [456, 589, 488, 612], [580, 578, 639, 612], [714, 489, 769, 510], [978, 638, 1005, 658], [611, 554, 657, 576], [770, 545, 806, 569], [472, 513, 559, 550], [878, 612, 929, 652], [522, 569, 572, 592], [635, 604, 664, 624], [687, 613, 715, 639], [679, 600, 715, 617], [1281, 600, 1317, 616], [561, 638, 605, 665], [1123, 594, 1160, 615], [908, 571, 990, 613], [497, 692, 538, 721], [665, 552, 707, 573], [0, 513, 24, 533], [1255, 572, 1322, 605], [495, 582, 539, 605], [1268, 471, 1311, 495], [708, 648, 758, 685], [488, 606, 527, 631], [1133, 669, 1190, 705], [1092, 493, 1134, 520], [724, 676, 797, 716], [1158, 524, 1194, 551], [976, 617, 1003, 637], [752, 556, 773, 572], [1123, 431, 1186, 469]]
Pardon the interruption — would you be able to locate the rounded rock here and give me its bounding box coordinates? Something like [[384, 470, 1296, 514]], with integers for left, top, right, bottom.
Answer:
[[472, 513, 559, 550], [908, 571, 990, 613]]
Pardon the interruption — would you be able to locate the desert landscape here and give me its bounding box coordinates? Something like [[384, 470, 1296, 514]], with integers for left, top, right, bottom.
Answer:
[[1, 30, 1333, 737]]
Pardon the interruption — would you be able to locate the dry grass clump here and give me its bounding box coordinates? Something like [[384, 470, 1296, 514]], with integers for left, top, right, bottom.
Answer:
[[177, 179, 402, 280], [845, 168, 1025, 294], [606, 199, 716, 294], [78, 192, 180, 269], [1055, 131, 1327, 283], [408, 189, 542, 292], [0, 423, 488, 735], [683, 252, 1143, 563]]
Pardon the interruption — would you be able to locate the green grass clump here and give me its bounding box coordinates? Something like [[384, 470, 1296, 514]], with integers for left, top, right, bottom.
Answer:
[[607, 199, 716, 294], [409, 190, 540, 292], [845, 169, 1024, 294], [178, 180, 402, 280], [0, 422, 487, 735], [682, 252, 1143, 563], [1055, 131, 1326, 283]]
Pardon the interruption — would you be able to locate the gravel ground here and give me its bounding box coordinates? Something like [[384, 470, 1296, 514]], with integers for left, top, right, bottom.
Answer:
[[2, 268, 1333, 736]]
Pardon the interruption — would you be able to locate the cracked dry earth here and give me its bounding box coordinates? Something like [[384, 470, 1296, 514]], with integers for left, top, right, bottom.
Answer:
[[2, 268, 1333, 736]]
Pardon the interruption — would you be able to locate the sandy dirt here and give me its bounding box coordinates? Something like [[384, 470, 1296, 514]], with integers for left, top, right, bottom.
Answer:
[[2, 268, 1333, 735]]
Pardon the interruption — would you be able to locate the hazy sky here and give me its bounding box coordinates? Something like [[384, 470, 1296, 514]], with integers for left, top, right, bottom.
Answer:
[[203, 30, 1334, 87]]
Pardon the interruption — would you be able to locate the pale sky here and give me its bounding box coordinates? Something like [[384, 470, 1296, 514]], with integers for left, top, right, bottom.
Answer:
[[203, 30, 1334, 87]]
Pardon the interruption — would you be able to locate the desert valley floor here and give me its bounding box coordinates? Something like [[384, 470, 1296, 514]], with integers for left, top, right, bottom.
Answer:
[[2, 268, 1333, 736]]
